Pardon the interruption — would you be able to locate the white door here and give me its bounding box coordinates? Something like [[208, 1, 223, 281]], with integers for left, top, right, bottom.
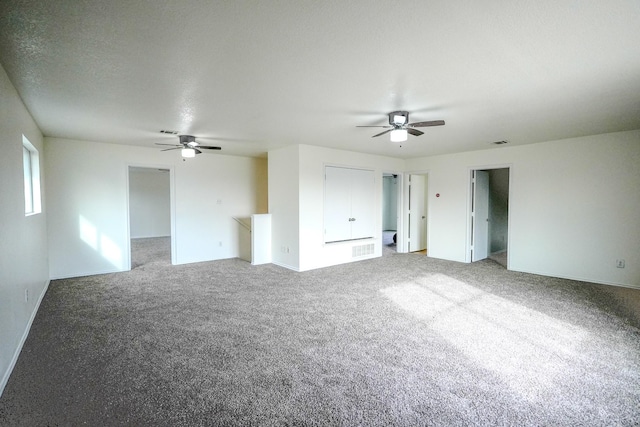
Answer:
[[324, 166, 375, 242], [408, 174, 427, 252], [324, 166, 352, 242], [350, 169, 375, 240], [472, 170, 489, 261]]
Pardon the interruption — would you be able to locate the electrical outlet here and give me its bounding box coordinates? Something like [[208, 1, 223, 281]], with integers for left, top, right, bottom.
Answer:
[[616, 259, 625, 268], [25, 289, 29, 302]]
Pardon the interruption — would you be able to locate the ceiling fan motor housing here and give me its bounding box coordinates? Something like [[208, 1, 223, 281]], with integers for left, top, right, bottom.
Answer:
[[179, 135, 197, 145], [388, 111, 409, 126]]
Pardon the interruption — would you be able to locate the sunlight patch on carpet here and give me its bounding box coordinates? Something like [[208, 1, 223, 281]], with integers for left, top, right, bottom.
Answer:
[[380, 274, 589, 401]]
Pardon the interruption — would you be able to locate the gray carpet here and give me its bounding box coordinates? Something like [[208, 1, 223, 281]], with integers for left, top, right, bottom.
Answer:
[[131, 236, 171, 269], [1, 237, 639, 426], [488, 251, 507, 268]]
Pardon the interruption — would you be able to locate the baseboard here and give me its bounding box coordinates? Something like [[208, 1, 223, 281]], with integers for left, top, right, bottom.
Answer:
[[271, 261, 300, 272], [50, 267, 123, 280], [0, 279, 50, 397], [511, 267, 640, 290]]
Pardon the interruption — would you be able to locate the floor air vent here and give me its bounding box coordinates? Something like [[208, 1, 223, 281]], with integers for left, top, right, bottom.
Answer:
[[352, 243, 374, 258]]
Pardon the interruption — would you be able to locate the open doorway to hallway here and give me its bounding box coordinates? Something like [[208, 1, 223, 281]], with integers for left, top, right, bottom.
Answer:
[[469, 167, 510, 267], [128, 166, 172, 268], [382, 173, 399, 255]]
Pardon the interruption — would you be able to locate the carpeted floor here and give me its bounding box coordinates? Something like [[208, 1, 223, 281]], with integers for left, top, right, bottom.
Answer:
[[131, 236, 171, 269], [382, 230, 396, 253], [489, 251, 507, 268], [1, 237, 639, 426]]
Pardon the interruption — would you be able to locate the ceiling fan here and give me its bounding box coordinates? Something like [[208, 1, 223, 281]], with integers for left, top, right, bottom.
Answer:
[[357, 111, 445, 142], [155, 135, 221, 158]]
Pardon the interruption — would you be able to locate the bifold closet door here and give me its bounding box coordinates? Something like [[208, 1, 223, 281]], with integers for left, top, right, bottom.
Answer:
[[324, 166, 375, 243], [349, 168, 375, 240], [324, 166, 352, 242]]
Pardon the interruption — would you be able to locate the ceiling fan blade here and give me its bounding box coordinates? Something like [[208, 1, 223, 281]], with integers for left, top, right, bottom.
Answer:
[[372, 129, 393, 138], [194, 148, 202, 155], [407, 120, 445, 127], [356, 125, 392, 128], [407, 128, 424, 136], [155, 143, 181, 147], [160, 147, 181, 152], [198, 146, 222, 150]]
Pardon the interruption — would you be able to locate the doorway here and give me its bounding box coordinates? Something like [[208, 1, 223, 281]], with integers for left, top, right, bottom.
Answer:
[[382, 173, 400, 254], [127, 166, 173, 268], [407, 173, 428, 254], [469, 167, 510, 267]]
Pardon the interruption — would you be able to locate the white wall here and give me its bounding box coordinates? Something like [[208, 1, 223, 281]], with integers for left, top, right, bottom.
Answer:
[[129, 167, 171, 238], [268, 145, 300, 270], [46, 138, 267, 279], [299, 145, 404, 271], [269, 144, 404, 272], [0, 64, 49, 395], [406, 130, 640, 288]]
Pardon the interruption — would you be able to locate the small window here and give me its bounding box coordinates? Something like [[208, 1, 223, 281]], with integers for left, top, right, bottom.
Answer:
[[22, 135, 41, 215]]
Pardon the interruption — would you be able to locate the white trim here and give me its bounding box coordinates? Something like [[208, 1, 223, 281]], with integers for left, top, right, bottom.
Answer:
[[322, 161, 376, 172], [466, 164, 513, 267], [22, 135, 42, 216], [271, 261, 300, 272], [125, 163, 176, 268], [0, 279, 50, 397], [124, 165, 132, 270], [401, 171, 430, 254], [49, 268, 122, 280], [510, 268, 640, 290], [381, 171, 404, 254]]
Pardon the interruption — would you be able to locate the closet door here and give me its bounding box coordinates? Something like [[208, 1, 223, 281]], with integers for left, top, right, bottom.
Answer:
[[324, 166, 375, 242], [349, 168, 375, 240], [324, 166, 352, 242]]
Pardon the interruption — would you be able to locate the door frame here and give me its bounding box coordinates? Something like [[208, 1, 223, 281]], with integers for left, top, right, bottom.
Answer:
[[125, 163, 177, 269], [381, 171, 404, 252], [401, 170, 430, 254], [465, 164, 512, 267], [471, 170, 490, 261]]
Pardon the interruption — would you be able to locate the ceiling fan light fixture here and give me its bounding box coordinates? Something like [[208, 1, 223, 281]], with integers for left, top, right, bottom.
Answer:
[[390, 129, 408, 142], [181, 147, 196, 158]]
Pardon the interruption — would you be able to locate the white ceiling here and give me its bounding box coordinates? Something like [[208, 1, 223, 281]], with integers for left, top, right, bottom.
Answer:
[[1, 0, 639, 159]]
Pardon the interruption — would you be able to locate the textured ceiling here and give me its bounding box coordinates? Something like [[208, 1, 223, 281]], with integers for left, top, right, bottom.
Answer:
[[1, 0, 639, 159]]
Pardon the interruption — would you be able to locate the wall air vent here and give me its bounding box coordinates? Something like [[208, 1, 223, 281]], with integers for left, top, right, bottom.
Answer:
[[352, 243, 374, 258]]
